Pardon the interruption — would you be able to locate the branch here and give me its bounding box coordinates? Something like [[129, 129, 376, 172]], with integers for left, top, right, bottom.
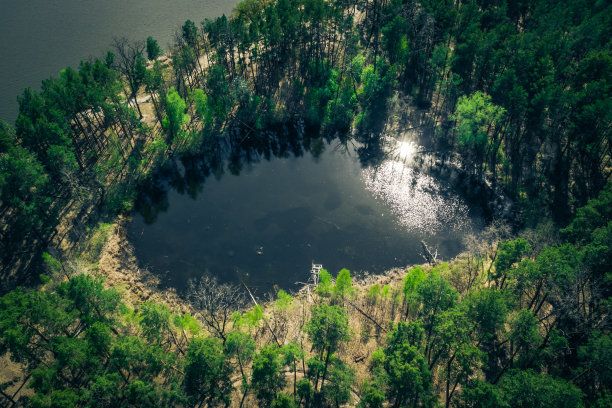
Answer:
[[241, 281, 282, 347], [346, 299, 387, 333]]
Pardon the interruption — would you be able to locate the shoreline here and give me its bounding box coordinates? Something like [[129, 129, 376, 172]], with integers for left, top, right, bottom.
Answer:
[[97, 216, 192, 313], [101, 215, 416, 309]]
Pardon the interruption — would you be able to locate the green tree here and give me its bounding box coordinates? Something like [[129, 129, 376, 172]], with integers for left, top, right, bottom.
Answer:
[[428, 305, 484, 408], [456, 379, 508, 408], [577, 331, 612, 405], [321, 357, 355, 407], [507, 309, 542, 370], [316, 269, 333, 297], [304, 304, 351, 391], [332, 268, 354, 303], [0, 145, 51, 243], [225, 331, 255, 406], [358, 377, 385, 408], [464, 289, 508, 342], [271, 392, 297, 408], [383, 322, 435, 407], [403, 265, 426, 319], [497, 369, 584, 408], [281, 341, 304, 398], [417, 266, 459, 355], [162, 87, 190, 144], [452, 92, 506, 175], [146, 36, 162, 61], [192, 88, 213, 130], [0, 275, 183, 407], [251, 345, 286, 406], [138, 301, 173, 347], [493, 239, 532, 287], [183, 337, 233, 407]]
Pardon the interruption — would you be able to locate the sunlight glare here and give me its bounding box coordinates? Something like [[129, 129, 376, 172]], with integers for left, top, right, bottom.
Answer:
[[397, 141, 417, 161]]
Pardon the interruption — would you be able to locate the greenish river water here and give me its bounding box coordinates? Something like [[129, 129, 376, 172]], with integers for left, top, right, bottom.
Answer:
[[0, 0, 239, 121]]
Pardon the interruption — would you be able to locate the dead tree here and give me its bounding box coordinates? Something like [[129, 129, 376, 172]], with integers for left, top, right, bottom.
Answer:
[[421, 240, 439, 265], [112, 37, 146, 118], [187, 274, 247, 341]]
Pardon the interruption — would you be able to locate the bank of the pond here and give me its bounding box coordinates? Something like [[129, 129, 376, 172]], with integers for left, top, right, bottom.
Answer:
[[99, 215, 412, 307], [97, 217, 190, 312], [99, 217, 419, 309]]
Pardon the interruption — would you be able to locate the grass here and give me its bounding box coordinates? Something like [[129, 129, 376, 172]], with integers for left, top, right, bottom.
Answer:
[[82, 222, 113, 264]]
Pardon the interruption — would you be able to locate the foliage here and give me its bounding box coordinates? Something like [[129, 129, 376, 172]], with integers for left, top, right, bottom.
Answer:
[[162, 87, 190, 142], [275, 289, 293, 310], [452, 92, 506, 172], [252, 345, 286, 406], [0, 0, 610, 407], [389, 323, 434, 404], [0, 274, 183, 407], [146, 36, 162, 61], [496, 369, 584, 408], [316, 269, 333, 297], [304, 304, 351, 358], [184, 337, 233, 407], [332, 268, 355, 302]]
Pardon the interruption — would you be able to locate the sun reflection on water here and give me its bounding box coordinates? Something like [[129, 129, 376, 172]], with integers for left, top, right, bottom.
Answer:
[[397, 140, 417, 161], [362, 145, 473, 234]]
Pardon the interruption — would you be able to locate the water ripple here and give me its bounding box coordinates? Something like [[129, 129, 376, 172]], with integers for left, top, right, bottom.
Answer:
[[362, 158, 472, 234]]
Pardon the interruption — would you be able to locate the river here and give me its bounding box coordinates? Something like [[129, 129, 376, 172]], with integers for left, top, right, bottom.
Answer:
[[0, 0, 238, 121], [127, 126, 485, 294]]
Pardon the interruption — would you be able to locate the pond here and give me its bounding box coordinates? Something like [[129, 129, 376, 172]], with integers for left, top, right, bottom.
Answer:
[[127, 126, 485, 294]]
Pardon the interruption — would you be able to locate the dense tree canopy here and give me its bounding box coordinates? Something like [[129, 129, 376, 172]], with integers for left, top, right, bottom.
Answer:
[[0, 0, 610, 406]]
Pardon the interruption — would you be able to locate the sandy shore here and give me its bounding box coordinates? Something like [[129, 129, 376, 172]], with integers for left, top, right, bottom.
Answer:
[[97, 216, 193, 314]]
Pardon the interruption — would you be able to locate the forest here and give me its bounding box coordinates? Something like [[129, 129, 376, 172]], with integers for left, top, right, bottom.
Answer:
[[0, 0, 610, 406]]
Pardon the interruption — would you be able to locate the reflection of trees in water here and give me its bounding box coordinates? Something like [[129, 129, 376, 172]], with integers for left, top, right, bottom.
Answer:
[[356, 137, 386, 168], [135, 122, 393, 224], [134, 117, 482, 230]]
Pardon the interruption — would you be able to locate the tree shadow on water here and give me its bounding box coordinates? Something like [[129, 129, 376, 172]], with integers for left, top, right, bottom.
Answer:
[[133, 121, 392, 224]]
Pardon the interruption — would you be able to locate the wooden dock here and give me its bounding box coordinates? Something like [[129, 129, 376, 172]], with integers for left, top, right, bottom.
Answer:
[[311, 263, 323, 285], [305, 262, 323, 302]]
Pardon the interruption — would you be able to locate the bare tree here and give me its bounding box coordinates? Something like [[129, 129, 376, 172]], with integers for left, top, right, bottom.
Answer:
[[112, 37, 146, 118], [420, 240, 439, 265], [187, 274, 247, 341]]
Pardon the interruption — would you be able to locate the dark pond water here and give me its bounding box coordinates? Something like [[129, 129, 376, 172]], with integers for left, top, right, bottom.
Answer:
[[128, 127, 485, 294], [0, 0, 238, 121]]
